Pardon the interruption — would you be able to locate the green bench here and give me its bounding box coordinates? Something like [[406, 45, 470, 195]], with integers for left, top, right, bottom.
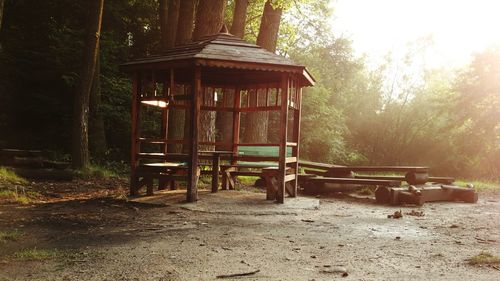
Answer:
[[221, 146, 293, 190]]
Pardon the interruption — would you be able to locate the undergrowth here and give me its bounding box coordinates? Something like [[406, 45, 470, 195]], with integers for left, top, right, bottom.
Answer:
[[467, 251, 500, 265], [0, 167, 27, 184], [0, 230, 23, 243]]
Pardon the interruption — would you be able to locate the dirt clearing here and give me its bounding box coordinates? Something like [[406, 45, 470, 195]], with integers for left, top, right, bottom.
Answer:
[[1, 180, 499, 280]]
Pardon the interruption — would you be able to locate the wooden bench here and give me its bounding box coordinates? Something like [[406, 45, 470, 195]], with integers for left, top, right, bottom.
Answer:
[[134, 162, 189, 195]]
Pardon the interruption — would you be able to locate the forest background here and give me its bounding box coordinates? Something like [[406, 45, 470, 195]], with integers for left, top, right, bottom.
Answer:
[[0, 0, 498, 181]]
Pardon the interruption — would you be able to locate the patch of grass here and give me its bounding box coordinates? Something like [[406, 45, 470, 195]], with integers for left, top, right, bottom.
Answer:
[[13, 248, 61, 261], [455, 180, 500, 192], [467, 251, 500, 265], [0, 167, 27, 184], [0, 187, 40, 204], [0, 230, 23, 243], [356, 186, 375, 196], [237, 176, 259, 185], [74, 165, 120, 179]]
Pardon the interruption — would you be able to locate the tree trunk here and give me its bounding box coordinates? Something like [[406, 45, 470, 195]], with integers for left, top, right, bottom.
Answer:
[[159, 0, 168, 50], [214, 0, 249, 150], [230, 0, 248, 38], [193, 0, 226, 150], [160, 0, 180, 50], [0, 0, 4, 31], [175, 0, 195, 45], [192, 0, 226, 40], [243, 0, 282, 143], [177, 0, 196, 153], [72, 0, 104, 169], [89, 52, 107, 160]]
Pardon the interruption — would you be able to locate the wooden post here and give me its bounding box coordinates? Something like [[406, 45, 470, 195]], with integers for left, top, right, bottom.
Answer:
[[291, 79, 302, 197], [277, 74, 289, 203], [130, 72, 141, 196], [231, 86, 241, 165], [187, 66, 201, 202]]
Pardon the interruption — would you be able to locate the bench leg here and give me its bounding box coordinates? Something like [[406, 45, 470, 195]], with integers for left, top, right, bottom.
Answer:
[[285, 182, 295, 197], [130, 174, 139, 196], [222, 167, 236, 190], [146, 175, 154, 196], [263, 171, 277, 201]]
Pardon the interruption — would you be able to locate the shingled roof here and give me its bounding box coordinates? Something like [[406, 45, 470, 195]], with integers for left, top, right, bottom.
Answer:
[[121, 31, 315, 86]]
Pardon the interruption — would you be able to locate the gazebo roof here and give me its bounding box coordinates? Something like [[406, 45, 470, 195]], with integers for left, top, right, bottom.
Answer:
[[121, 32, 315, 86]]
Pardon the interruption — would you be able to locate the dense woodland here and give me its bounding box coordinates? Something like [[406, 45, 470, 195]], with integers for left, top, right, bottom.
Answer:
[[0, 0, 498, 180]]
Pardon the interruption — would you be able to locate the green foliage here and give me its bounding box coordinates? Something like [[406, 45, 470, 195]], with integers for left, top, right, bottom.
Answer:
[[0, 230, 23, 243], [74, 164, 123, 179], [0, 187, 41, 204], [0, 167, 27, 184], [13, 248, 61, 261]]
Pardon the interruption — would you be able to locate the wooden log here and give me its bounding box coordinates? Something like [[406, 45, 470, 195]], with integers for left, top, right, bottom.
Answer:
[[405, 172, 429, 185]]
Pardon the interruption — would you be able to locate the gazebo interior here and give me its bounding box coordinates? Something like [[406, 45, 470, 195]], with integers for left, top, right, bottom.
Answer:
[[121, 31, 314, 203]]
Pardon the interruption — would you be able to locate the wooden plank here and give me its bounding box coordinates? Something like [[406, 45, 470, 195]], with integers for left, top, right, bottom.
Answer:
[[285, 157, 297, 163], [298, 160, 338, 170], [291, 84, 302, 196], [277, 74, 289, 203], [232, 87, 241, 165], [239, 106, 281, 112], [355, 175, 455, 184], [329, 166, 428, 173], [284, 174, 296, 182], [137, 153, 189, 161], [187, 66, 201, 202], [130, 72, 140, 196], [307, 177, 401, 186], [237, 143, 280, 147], [233, 155, 279, 162]]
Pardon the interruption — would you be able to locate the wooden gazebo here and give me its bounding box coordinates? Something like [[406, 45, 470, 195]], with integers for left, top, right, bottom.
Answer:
[[121, 30, 314, 203]]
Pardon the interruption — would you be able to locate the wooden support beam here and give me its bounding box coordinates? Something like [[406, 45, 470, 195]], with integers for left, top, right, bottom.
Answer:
[[130, 72, 141, 196], [277, 74, 290, 203], [187, 67, 201, 202], [232, 86, 241, 165], [291, 84, 302, 197]]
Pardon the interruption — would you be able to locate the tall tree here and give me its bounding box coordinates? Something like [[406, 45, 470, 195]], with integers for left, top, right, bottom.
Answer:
[[193, 0, 226, 40], [243, 0, 282, 143], [230, 0, 249, 38], [0, 0, 4, 31], [89, 52, 107, 160], [159, 0, 181, 152], [193, 0, 226, 149], [72, 0, 105, 169], [214, 0, 249, 150], [173, 0, 196, 153]]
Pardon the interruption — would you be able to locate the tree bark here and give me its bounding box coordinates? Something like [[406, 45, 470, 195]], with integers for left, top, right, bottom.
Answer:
[[89, 52, 107, 160], [214, 1, 249, 150], [0, 0, 4, 31], [159, 0, 169, 50], [193, 0, 226, 150], [230, 0, 249, 38], [160, 0, 180, 50], [167, 0, 195, 153], [175, 0, 195, 45], [243, 0, 282, 143], [72, 0, 104, 169], [192, 0, 226, 40]]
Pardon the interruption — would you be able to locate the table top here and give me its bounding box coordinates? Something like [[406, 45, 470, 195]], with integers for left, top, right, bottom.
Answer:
[[198, 150, 234, 155]]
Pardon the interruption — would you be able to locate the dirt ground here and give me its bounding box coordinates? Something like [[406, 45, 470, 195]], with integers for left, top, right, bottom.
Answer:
[[0, 179, 499, 281]]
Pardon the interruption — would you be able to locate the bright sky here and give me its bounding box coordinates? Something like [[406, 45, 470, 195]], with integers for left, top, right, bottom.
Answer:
[[330, 0, 500, 68]]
